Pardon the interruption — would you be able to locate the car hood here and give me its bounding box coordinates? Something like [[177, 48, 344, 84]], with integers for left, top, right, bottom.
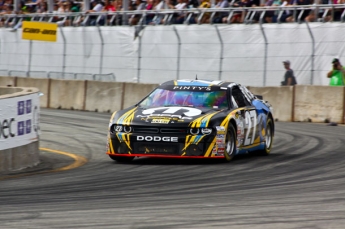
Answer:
[[114, 106, 225, 127]]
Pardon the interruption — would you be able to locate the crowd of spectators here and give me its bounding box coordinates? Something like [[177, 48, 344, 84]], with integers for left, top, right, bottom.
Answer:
[[0, 0, 345, 27]]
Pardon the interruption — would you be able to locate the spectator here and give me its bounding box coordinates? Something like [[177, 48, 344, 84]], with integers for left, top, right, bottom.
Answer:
[[104, 0, 116, 11], [145, 0, 156, 24], [197, 0, 211, 24], [168, 0, 187, 24], [260, 0, 285, 23], [333, 0, 345, 21], [281, 60, 297, 86], [188, 0, 199, 8], [285, 0, 312, 22], [129, 0, 146, 25], [304, 0, 330, 22], [327, 58, 345, 86], [86, 0, 105, 25], [224, 0, 252, 23], [150, 0, 167, 25], [212, 0, 229, 23], [103, 0, 116, 25], [36, 1, 48, 13]]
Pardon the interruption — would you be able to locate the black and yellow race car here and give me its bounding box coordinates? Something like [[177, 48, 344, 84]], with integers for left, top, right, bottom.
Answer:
[[107, 79, 274, 162]]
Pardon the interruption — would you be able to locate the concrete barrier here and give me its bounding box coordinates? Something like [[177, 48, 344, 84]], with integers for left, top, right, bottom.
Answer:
[[0, 87, 40, 172], [16, 77, 50, 108], [294, 85, 345, 123], [85, 81, 124, 112], [122, 82, 158, 109], [249, 86, 294, 122], [0, 76, 16, 87], [2, 76, 345, 124], [49, 79, 86, 110], [0, 142, 39, 172]]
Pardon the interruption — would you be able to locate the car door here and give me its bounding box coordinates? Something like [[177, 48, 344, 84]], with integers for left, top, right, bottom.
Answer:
[[231, 86, 258, 147]]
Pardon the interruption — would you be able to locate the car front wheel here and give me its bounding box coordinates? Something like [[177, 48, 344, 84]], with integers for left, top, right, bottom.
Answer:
[[224, 124, 237, 162]]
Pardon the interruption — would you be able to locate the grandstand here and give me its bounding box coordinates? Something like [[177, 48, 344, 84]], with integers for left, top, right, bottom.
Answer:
[[0, 1, 345, 86]]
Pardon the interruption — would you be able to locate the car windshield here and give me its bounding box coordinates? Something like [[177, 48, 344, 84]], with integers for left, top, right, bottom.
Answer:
[[139, 88, 228, 109]]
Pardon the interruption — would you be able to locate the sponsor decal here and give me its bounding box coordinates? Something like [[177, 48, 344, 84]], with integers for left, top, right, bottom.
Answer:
[[152, 118, 170, 124], [172, 86, 211, 91], [0, 118, 15, 139], [142, 107, 202, 117], [0, 93, 40, 150], [212, 146, 217, 156], [216, 126, 226, 135], [22, 21, 58, 42], [17, 99, 32, 136], [137, 114, 192, 120], [216, 126, 225, 131], [137, 136, 178, 142]]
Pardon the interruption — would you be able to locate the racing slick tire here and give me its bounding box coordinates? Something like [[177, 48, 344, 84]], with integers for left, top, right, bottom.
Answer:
[[258, 117, 274, 155], [224, 124, 237, 162], [109, 155, 135, 163]]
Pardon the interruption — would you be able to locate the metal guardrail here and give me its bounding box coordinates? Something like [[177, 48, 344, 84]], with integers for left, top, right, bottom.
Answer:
[[0, 69, 9, 76], [75, 73, 94, 81], [47, 71, 75, 79], [28, 71, 48, 78], [93, 73, 116, 82], [0, 5, 345, 28], [8, 70, 27, 77]]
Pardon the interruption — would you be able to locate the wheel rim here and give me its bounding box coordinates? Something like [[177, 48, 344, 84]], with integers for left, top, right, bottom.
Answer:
[[226, 131, 235, 156], [266, 123, 272, 149]]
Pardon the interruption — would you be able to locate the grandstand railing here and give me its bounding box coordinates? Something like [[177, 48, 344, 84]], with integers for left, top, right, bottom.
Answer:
[[0, 5, 345, 28]]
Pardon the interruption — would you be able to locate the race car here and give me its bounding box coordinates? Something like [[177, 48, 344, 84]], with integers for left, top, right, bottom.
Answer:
[[107, 79, 274, 162]]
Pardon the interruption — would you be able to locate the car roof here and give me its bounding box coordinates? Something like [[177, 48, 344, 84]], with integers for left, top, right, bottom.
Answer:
[[161, 79, 238, 88]]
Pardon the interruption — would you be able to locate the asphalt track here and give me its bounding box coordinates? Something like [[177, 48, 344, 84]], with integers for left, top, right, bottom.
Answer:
[[1, 108, 345, 229]]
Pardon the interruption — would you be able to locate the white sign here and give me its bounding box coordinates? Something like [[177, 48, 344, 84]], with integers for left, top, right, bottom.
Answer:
[[0, 93, 40, 150]]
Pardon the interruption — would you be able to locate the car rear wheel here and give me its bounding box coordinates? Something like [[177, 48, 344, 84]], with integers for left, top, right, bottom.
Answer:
[[109, 155, 134, 162], [224, 124, 237, 162], [259, 117, 274, 155]]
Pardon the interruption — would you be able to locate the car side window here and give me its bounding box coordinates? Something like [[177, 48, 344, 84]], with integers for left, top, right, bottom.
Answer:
[[231, 87, 250, 108], [231, 96, 239, 108]]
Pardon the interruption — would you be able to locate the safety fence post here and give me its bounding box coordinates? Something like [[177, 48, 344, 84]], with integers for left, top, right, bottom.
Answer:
[[59, 26, 67, 77], [172, 26, 181, 80], [305, 20, 315, 85], [214, 25, 223, 81], [97, 26, 104, 75], [136, 27, 145, 83], [27, 40, 32, 77], [259, 15, 268, 87]]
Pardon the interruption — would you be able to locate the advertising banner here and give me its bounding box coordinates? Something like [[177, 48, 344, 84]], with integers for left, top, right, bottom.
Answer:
[[0, 93, 40, 150], [22, 21, 58, 42]]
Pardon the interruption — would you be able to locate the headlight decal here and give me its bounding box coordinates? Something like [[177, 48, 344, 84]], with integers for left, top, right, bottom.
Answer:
[[182, 135, 205, 152], [204, 136, 217, 157], [189, 111, 220, 128], [200, 111, 221, 128], [116, 133, 133, 151], [117, 107, 137, 125], [108, 137, 115, 154]]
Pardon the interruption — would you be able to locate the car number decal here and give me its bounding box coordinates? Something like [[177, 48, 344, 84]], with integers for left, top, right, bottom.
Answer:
[[244, 110, 257, 146]]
